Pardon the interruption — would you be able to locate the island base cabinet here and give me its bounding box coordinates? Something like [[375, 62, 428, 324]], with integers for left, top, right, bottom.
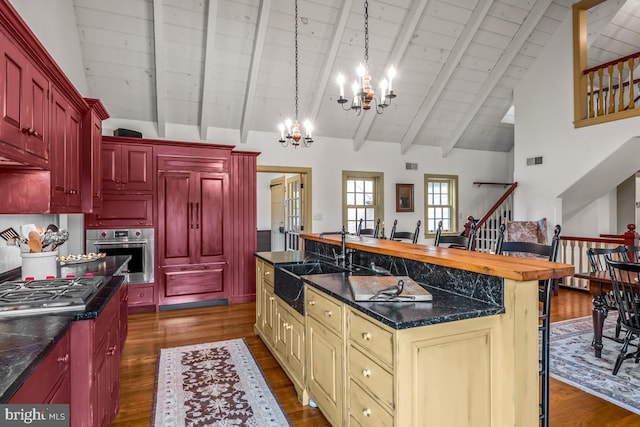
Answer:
[[275, 300, 305, 397], [348, 380, 393, 427], [306, 315, 343, 427]]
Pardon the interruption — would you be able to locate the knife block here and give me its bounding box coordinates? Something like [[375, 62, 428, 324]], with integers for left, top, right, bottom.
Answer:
[[21, 251, 58, 280]]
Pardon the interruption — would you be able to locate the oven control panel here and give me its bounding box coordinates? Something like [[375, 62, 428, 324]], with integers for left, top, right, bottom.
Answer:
[[90, 229, 153, 241]]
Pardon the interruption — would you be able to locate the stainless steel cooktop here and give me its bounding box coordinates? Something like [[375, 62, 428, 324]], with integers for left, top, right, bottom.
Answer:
[[0, 276, 104, 317]]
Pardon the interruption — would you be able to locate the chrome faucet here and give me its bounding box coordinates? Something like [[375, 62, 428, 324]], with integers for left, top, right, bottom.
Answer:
[[319, 226, 352, 268]]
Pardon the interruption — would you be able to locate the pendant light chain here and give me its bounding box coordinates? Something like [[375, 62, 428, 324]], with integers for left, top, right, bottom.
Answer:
[[364, 0, 369, 70], [294, 0, 299, 121]]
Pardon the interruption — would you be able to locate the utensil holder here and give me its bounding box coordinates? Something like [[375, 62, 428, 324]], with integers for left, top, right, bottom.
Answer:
[[21, 251, 58, 280]]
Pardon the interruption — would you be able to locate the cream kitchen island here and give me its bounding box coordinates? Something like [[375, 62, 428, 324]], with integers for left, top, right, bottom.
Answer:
[[255, 233, 574, 427]]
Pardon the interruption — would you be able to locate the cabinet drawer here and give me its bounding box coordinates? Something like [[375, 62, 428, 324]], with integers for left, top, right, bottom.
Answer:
[[9, 332, 70, 403], [349, 345, 394, 409], [263, 262, 274, 284], [163, 263, 224, 296], [128, 284, 155, 305], [349, 309, 394, 366], [306, 286, 343, 335], [349, 380, 393, 427]]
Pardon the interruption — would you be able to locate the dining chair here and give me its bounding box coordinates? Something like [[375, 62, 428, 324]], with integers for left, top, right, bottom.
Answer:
[[356, 218, 380, 238], [434, 220, 475, 250], [389, 220, 421, 244], [587, 246, 628, 339], [603, 259, 640, 375], [623, 245, 640, 262], [497, 224, 561, 427]]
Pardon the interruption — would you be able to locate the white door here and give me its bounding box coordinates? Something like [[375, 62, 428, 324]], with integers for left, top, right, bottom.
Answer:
[[285, 174, 303, 250], [270, 177, 285, 251]]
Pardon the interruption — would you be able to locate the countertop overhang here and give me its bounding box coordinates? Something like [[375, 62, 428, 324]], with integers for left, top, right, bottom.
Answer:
[[302, 233, 575, 282]]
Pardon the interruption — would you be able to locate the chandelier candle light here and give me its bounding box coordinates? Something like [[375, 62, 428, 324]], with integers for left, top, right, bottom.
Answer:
[[336, 0, 397, 114], [278, 0, 313, 148]]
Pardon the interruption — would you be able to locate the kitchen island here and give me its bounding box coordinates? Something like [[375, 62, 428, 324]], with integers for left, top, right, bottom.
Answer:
[[0, 254, 130, 425], [255, 233, 574, 427]]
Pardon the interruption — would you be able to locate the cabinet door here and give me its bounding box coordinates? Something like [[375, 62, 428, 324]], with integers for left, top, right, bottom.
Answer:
[[0, 37, 27, 150], [194, 172, 226, 264], [263, 284, 277, 347], [121, 145, 153, 191], [23, 63, 48, 160], [287, 311, 305, 386], [159, 171, 192, 265], [120, 286, 129, 350], [86, 193, 154, 227], [101, 143, 121, 192], [307, 315, 343, 426], [90, 110, 103, 210]]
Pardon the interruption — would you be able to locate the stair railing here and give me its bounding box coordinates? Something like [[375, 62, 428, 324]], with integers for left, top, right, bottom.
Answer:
[[470, 182, 518, 252]]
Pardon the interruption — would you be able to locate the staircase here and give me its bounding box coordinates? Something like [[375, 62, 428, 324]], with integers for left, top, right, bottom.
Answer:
[[468, 182, 518, 253]]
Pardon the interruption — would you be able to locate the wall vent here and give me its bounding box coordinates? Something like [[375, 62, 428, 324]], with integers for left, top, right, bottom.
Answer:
[[405, 162, 418, 170], [526, 156, 543, 166]]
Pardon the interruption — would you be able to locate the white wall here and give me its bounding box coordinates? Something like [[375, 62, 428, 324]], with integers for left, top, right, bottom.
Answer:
[[514, 11, 640, 238]]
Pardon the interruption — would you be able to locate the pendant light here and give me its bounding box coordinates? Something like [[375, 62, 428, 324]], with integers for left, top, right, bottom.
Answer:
[[277, 0, 313, 148], [336, 0, 397, 115]]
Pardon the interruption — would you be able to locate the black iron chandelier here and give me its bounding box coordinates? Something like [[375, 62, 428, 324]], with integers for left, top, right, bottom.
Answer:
[[336, 0, 397, 115], [278, 0, 313, 148]]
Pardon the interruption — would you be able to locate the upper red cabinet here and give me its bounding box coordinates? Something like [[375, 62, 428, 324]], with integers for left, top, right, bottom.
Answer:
[[102, 142, 153, 192], [0, 29, 50, 168]]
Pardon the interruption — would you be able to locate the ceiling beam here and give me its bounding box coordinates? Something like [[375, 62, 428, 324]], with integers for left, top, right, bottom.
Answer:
[[199, 0, 219, 140], [352, 0, 430, 151], [307, 0, 354, 122], [399, 0, 494, 154], [152, 0, 166, 137], [442, 0, 553, 156], [240, 0, 271, 144]]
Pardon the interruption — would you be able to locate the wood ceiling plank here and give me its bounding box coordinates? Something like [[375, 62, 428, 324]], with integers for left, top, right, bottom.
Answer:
[[400, 0, 493, 154], [240, 0, 271, 144]]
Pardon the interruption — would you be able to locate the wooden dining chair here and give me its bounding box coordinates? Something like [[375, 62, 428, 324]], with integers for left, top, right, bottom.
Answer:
[[356, 218, 380, 238], [497, 224, 561, 427], [434, 220, 475, 250], [603, 259, 640, 375], [587, 246, 628, 339], [389, 220, 421, 244]]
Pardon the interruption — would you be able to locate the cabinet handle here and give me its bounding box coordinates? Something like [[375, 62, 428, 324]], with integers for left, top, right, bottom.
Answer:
[[283, 322, 289, 328], [362, 408, 372, 417], [107, 345, 117, 356], [362, 332, 372, 341], [195, 202, 200, 229], [362, 368, 371, 378], [269, 297, 274, 301], [57, 354, 69, 363], [264, 271, 270, 276], [287, 324, 293, 330], [190, 202, 194, 229], [31, 129, 38, 137], [324, 310, 333, 317], [309, 300, 316, 306]]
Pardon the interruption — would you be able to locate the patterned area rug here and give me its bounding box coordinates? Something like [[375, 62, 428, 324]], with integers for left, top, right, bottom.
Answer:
[[152, 338, 292, 426], [550, 315, 640, 415]]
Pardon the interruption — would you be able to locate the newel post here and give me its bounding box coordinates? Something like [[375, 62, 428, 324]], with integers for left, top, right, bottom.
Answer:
[[463, 216, 476, 237], [624, 224, 639, 261]]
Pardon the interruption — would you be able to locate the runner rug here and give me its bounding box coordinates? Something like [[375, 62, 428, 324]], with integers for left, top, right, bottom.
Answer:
[[550, 315, 640, 415], [152, 338, 292, 426]]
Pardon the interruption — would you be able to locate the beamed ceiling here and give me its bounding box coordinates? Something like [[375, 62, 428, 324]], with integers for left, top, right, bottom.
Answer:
[[69, 0, 640, 154]]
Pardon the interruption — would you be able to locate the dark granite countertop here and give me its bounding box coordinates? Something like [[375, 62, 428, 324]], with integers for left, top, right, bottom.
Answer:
[[255, 251, 306, 264], [303, 273, 504, 330], [0, 255, 130, 402]]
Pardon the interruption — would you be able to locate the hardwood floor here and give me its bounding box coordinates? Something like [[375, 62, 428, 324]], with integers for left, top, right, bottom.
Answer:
[[112, 288, 640, 427]]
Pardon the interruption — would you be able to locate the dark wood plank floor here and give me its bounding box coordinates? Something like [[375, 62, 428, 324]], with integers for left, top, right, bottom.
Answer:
[[112, 288, 640, 427]]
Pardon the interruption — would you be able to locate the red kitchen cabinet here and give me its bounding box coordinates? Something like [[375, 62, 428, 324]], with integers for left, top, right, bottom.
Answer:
[[9, 331, 70, 404], [0, 29, 49, 168], [128, 283, 155, 312], [119, 285, 128, 350], [157, 154, 230, 306], [82, 99, 109, 213], [102, 142, 153, 192], [70, 286, 122, 427], [85, 193, 154, 228], [50, 88, 82, 211]]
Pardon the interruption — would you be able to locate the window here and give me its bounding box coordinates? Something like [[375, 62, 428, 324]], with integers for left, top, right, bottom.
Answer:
[[425, 174, 458, 234], [342, 171, 384, 234]]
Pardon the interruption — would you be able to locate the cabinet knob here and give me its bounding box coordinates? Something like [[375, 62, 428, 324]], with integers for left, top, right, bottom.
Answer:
[[309, 300, 316, 306], [31, 129, 38, 137], [362, 369, 371, 378], [269, 297, 274, 301], [362, 332, 372, 341], [362, 408, 372, 417], [264, 271, 270, 276], [57, 354, 69, 363], [283, 322, 289, 328], [324, 310, 333, 317], [107, 345, 117, 356]]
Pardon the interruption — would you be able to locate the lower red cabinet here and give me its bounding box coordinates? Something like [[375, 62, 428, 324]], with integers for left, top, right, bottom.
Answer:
[[9, 332, 70, 404]]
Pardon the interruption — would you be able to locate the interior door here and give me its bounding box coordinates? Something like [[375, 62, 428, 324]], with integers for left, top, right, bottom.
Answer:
[[285, 174, 303, 250], [270, 177, 285, 251]]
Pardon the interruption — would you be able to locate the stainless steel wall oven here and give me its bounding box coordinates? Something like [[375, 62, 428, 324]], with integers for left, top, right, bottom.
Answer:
[[86, 228, 154, 284]]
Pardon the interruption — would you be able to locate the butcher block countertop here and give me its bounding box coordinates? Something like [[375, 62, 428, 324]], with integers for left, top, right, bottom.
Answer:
[[301, 233, 575, 282]]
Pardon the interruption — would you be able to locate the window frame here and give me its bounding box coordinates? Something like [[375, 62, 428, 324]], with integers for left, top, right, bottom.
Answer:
[[342, 171, 384, 235], [424, 174, 458, 237]]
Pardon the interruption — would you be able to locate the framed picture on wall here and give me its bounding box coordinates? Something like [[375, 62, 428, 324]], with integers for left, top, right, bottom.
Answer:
[[396, 183, 414, 212]]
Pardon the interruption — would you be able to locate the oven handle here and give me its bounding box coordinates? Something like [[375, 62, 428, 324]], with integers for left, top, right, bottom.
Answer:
[[92, 241, 148, 247]]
